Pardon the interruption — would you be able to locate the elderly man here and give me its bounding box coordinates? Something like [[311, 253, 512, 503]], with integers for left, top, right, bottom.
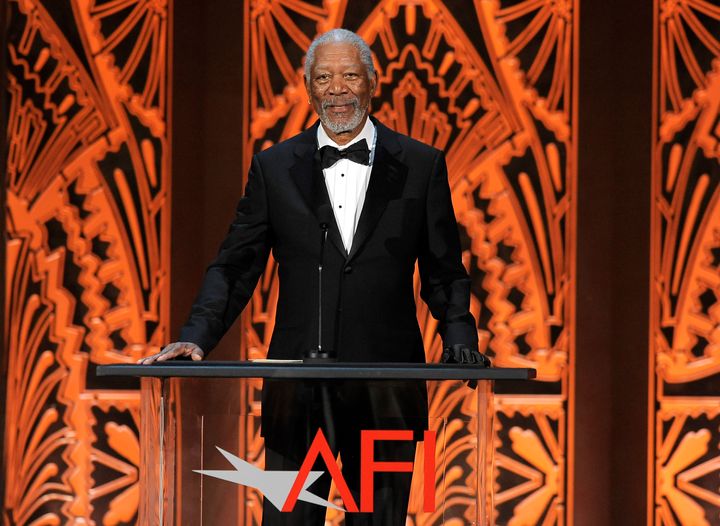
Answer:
[[140, 28, 488, 524]]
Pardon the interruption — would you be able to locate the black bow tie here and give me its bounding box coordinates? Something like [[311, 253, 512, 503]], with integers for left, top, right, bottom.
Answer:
[[318, 139, 370, 169]]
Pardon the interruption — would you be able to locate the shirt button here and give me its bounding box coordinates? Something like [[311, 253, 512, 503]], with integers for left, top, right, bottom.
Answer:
[[338, 205, 343, 208], [341, 173, 345, 177]]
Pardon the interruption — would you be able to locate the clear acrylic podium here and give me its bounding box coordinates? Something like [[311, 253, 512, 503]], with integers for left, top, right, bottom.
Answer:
[[98, 362, 535, 525]]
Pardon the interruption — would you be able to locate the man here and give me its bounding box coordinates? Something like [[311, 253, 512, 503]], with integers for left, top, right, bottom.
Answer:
[[140, 28, 488, 524]]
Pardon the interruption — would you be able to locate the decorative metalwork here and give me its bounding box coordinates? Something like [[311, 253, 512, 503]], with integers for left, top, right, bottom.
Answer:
[[3, 0, 170, 523], [242, 0, 577, 523], [1, 0, 577, 522], [652, 1, 720, 524]]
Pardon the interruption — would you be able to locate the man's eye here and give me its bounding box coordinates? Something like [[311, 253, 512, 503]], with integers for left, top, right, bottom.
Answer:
[[316, 74, 330, 82], [345, 73, 358, 79]]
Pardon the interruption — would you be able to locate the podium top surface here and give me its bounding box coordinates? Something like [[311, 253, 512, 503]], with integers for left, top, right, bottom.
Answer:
[[97, 361, 536, 381]]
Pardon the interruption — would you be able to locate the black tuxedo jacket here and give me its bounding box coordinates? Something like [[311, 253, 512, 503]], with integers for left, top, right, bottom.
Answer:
[[179, 118, 478, 361]]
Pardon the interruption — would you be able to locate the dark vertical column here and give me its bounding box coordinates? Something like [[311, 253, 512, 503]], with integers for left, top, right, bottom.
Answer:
[[170, 3, 206, 522], [199, 1, 246, 294], [575, 0, 614, 520], [170, 0, 205, 343], [171, 0, 245, 523], [171, 0, 244, 359], [575, 1, 652, 524], [0, 0, 9, 513], [607, 1, 652, 522]]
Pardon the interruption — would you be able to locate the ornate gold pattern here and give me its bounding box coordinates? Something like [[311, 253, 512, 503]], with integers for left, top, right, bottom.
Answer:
[[242, 1, 577, 523], [652, 1, 720, 524], [3, 0, 170, 522]]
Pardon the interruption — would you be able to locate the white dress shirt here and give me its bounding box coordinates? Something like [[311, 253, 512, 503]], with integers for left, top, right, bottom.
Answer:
[[317, 118, 376, 252]]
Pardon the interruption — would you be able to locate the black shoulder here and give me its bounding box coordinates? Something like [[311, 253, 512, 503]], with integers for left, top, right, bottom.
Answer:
[[373, 119, 442, 164], [254, 126, 317, 165], [395, 133, 442, 158]]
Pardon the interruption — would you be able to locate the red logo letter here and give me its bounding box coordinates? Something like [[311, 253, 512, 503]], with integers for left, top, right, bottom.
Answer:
[[360, 430, 415, 513], [282, 429, 359, 512], [423, 430, 436, 512]]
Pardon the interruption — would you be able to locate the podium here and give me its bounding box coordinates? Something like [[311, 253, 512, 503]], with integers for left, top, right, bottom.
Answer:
[[98, 362, 535, 525]]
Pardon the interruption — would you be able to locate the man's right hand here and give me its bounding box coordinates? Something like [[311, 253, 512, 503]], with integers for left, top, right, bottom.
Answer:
[[137, 342, 205, 365]]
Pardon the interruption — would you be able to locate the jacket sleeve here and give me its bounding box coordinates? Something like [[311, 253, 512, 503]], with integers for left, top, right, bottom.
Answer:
[[418, 149, 479, 351], [178, 155, 272, 354]]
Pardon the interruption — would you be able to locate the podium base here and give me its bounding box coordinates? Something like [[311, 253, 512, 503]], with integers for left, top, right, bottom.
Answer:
[[303, 349, 338, 362]]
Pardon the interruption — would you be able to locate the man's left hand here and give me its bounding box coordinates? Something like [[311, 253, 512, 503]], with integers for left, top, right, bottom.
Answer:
[[442, 344, 491, 389], [441, 344, 491, 367]]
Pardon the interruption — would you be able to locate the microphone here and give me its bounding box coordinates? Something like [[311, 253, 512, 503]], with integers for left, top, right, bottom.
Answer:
[[304, 204, 337, 362], [317, 204, 333, 232]]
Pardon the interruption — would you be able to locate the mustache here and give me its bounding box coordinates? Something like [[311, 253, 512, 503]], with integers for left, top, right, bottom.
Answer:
[[321, 97, 360, 110]]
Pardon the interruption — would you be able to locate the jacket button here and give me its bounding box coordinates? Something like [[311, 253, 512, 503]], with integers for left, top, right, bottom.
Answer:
[[344, 265, 353, 274]]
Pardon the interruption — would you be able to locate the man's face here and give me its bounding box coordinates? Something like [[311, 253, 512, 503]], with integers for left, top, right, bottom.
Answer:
[[306, 42, 377, 141]]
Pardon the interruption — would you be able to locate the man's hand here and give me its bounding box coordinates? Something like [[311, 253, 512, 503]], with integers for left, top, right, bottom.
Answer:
[[137, 342, 204, 365], [441, 344, 491, 367], [442, 344, 491, 389]]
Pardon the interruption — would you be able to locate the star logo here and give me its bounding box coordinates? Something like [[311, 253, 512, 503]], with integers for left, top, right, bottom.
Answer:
[[194, 446, 344, 511]]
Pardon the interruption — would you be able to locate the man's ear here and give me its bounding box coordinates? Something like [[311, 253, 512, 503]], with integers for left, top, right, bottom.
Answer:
[[370, 71, 378, 96]]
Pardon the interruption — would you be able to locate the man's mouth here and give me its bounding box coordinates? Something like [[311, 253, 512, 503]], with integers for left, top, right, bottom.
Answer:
[[328, 104, 353, 114], [322, 100, 358, 117]]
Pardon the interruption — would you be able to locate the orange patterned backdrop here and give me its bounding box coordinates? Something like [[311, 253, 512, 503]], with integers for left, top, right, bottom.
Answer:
[[3, 0, 170, 523], [240, 1, 576, 524], [651, 1, 720, 524], [6, 0, 719, 525], [2, 0, 576, 523]]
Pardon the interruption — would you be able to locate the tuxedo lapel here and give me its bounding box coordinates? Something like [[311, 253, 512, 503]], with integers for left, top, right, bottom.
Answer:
[[289, 125, 347, 258], [348, 121, 408, 261]]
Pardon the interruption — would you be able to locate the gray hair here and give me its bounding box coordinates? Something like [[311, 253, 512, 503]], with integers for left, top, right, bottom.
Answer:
[[304, 29, 375, 82]]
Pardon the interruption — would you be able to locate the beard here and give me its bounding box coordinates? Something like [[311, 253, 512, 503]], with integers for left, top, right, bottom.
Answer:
[[318, 96, 368, 135]]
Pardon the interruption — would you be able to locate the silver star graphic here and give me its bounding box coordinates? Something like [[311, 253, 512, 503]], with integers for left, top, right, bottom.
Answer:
[[194, 446, 344, 511]]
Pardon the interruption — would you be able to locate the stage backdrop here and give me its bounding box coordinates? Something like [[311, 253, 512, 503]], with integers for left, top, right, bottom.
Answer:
[[2, 0, 170, 524], [650, 1, 720, 524], [240, 1, 577, 524], [2, 0, 720, 525]]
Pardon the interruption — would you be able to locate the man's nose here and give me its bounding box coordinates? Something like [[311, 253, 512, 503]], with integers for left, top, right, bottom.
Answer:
[[327, 74, 348, 94]]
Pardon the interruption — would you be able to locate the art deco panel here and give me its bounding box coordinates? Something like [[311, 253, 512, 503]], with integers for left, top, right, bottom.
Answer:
[[242, 1, 577, 524], [3, 0, 170, 523], [651, 1, 720, 524]]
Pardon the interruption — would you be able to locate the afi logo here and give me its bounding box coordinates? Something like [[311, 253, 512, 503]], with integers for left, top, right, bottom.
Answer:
[[195, 429, 437, 513]]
